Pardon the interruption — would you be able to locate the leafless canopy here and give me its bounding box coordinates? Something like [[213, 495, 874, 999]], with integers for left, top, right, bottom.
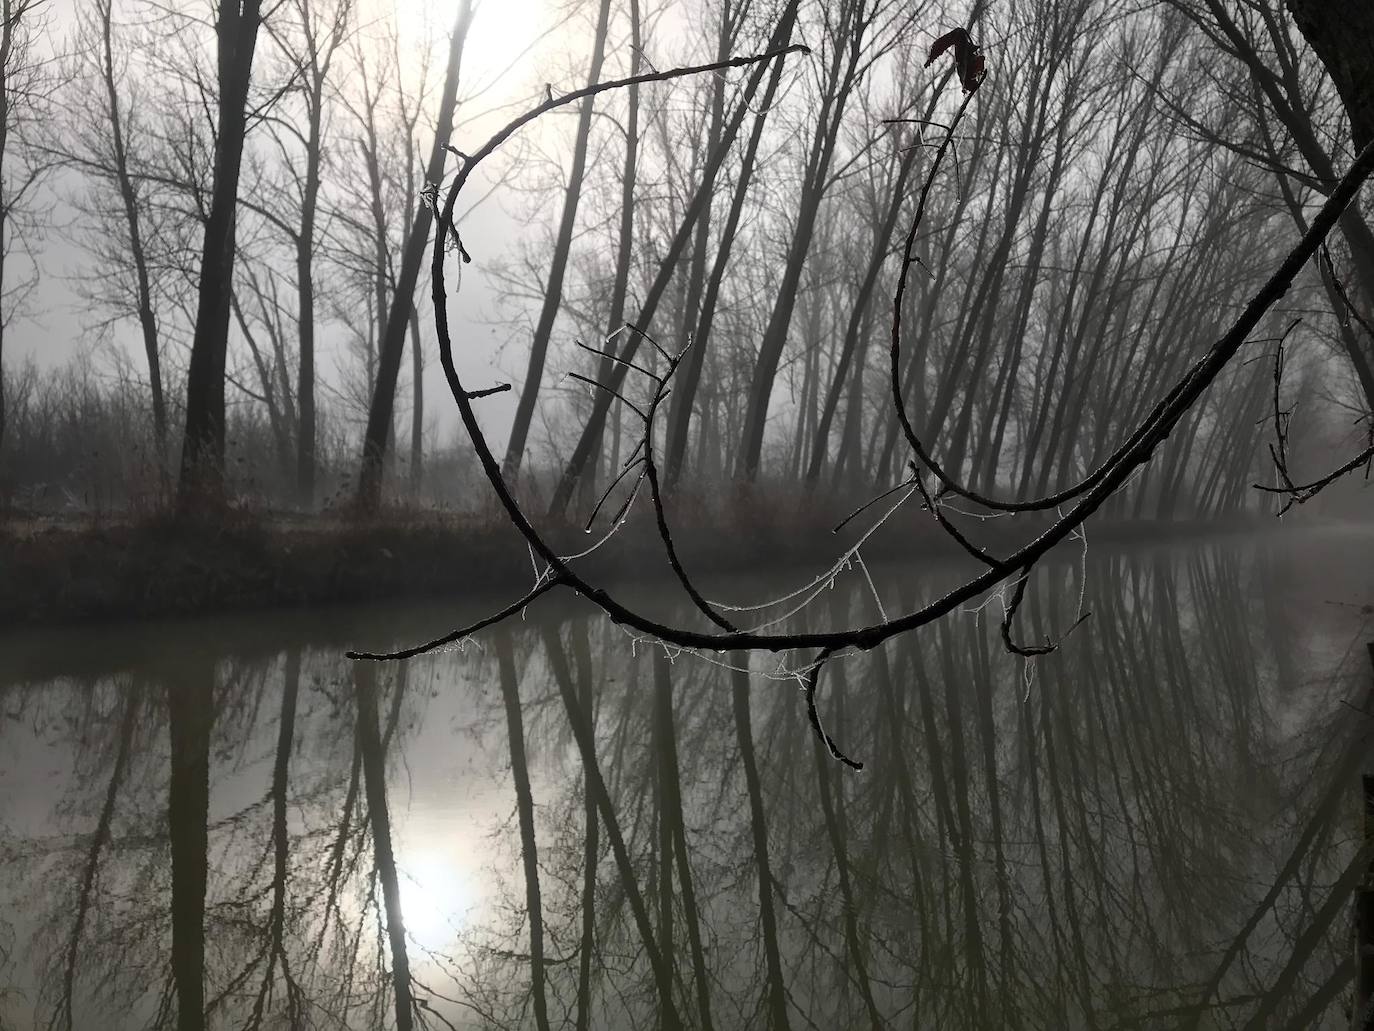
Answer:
[[351, 33, 1374, 770]]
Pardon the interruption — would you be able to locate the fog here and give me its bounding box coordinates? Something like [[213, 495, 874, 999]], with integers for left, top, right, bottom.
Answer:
[[2, 0, 1374, 1027]]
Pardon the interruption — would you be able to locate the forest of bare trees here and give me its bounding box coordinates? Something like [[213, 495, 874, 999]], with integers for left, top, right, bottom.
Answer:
[[0, 0, 1369, 524]]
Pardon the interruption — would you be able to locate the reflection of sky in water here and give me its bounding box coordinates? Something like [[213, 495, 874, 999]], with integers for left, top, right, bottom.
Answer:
[[389, 767, 511, 959], [0, 528, 1371, 1029], [396, 845, 480, 953]]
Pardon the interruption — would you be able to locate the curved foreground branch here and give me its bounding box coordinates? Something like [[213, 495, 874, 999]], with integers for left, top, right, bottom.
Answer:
[[351, 31, 1374, 767]]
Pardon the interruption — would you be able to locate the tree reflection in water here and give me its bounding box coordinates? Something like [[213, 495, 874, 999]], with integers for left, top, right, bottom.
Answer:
[[0, 533, 1370, 1029]]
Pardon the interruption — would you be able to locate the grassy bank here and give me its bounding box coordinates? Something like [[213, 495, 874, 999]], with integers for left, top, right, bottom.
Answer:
[[0, 502, 1279, 628]]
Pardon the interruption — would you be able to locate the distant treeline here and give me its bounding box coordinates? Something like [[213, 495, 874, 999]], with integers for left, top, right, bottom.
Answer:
[[0, 0, 1369, 520]]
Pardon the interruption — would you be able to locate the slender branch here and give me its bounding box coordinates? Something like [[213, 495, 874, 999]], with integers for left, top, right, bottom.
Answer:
[[641, 353, 738, 632], [801, 648, 863, 771], [998, 566, 1091, 658], [831, 467, 916, 534], [573, 338, 661, 382], [566, 372, 648, 423], [1254, 439, 1374, 503], [348, 578, 563, 661], [585, 455, 645, 529], [1321, 246, 1374, 341]]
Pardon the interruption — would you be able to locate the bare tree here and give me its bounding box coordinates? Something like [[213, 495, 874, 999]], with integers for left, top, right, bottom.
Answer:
[[0, 0, 54, 455], [1161, 0, 1374, 412], [735, 0, 913, 482], [176, 0, 269, 509], [661, 0, 779, 489], [53, 0, 171, 464], [502, 0, 615, 480], [545, 11, 808, 516], [493, 629, 552, 1031], [167, 650, 214, 1030], [354, 0, 473, 512], [250, 0, 353, 506]]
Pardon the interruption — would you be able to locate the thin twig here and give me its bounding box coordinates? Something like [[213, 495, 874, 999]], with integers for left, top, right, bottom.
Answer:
[[573, 339, 661, 382], [567, 372, 649, 423], [585, 456, 646, 529], [998, 566, 1091, 658], [347, 579, 563, 661], [801, 648, 863, 770]]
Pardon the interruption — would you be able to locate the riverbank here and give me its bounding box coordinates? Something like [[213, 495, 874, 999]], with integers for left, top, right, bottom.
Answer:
[[0, 503, 1283, 628]]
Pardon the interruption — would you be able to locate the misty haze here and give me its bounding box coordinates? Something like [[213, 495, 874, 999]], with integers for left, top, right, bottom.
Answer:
[[1, 0, 1373, 1028]]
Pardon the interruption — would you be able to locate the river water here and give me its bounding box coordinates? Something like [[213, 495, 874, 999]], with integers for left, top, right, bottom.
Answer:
[[1, 526, 1372, 1029]]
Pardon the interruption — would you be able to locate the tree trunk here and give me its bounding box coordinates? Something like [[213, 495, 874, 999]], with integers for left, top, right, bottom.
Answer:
[[653, 652, 714, 1030], [663, 12, 792, 490], [736, 0, 864, 482], [0, 211, 7, 458], [547, 3, 802, 516], [657, 1, 730, 489], [540, 623, 599, 1030], [295, 81, 323, 509], [503, 0, 614, 478], [177, 0, 266, 512], [1287, 1, 1374, 151], [99, 0, 166, 462], [730, 660, 790, 1030], [0, 0, 15, 457], [408, 306, 424, 495], [550, 635, 682, 1028], [581, 0, 642, 508], [805, 135, 924, 484], [58, 685, 139, 1031], [230, 290, 293, 473], [356, 0, 473, 511]]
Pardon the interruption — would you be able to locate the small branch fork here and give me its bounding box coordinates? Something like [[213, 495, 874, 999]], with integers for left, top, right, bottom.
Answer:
[[1253, 254, 1374, 514], [998, 566, 1091, 658], [345, 27, 1374, 770], [569, 324, 738, 633], [1256, 423, 1374, 514]]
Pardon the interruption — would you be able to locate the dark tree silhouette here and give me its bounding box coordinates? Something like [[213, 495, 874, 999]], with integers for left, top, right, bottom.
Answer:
[[503, 0, 615, 480], [354, 0, 473, 513], [1287, 0, 1374, 151], [177, 0, 267, 511]]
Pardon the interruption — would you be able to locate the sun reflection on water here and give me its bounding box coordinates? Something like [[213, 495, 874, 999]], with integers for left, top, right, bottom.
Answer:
[[396, 847, 480, 955]]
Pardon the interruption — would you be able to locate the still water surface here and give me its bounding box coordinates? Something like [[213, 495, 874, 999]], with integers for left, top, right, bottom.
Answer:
[[2, 528, 1372, 1029]]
